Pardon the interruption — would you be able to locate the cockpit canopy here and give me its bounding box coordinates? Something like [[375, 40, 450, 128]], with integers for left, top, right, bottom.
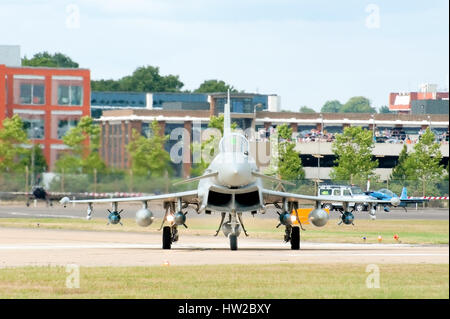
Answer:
[[219, 133, 249, 153], [378, 188, 395, 197]]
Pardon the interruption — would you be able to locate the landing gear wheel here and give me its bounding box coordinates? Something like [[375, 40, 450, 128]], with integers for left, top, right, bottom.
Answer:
[[162, 226, 172, 249], [229, 235, 238, 251], [291, 226, 300, 250]]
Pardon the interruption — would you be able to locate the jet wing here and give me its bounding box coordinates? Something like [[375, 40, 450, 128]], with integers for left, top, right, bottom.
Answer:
[[60, 190, 199, 205], [261, 189, 396, 206]]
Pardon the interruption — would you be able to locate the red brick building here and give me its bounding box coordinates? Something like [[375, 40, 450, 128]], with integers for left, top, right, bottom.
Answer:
[[389, 84, 448, 113], [0, 64, 91, 169]]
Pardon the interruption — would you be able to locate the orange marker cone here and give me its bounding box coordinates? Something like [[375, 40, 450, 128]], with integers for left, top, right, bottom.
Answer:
[[394, 234, 399, 241], [377, 235, 382, 243]]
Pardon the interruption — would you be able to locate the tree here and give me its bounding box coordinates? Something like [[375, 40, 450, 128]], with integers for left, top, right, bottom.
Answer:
[[340, 96, 376, 113], [22, 52, 79, 68], [91, 66, 184, 92], [127, 120, 172, 176], [0, 115, 30, 172], [390, 144, 408, 182], [321, 100, 342, 113], [379, 105, 392, 114], [276, 124, 305, 181], [299, 106, 316, 113], [330, 126, 378, 183], [207, 114, 237, 134], [194, 80, 237, 93], [20, 144, 48, 175], [55, 116, 105, 174], [403, 128, 444, 196]]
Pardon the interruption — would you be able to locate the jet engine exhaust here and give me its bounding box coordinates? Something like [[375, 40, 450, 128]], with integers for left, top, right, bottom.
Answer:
[[135, 208, 154, 227], [308, 208, 329, 227]]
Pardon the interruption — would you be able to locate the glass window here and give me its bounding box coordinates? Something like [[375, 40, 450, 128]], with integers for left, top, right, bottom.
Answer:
[[52, 77, 83, 106], [323, 126, 343, 134], [51, 113, 81, 140], [342, 189, 351, 196], [13, 77, 45, 105], [351, 187, 363, 195], [19, 113, 45, 139], [320, 189, 332, 196]]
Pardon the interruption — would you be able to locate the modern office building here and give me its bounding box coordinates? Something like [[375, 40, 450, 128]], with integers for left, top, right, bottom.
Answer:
[[90, 91, 281, 118]]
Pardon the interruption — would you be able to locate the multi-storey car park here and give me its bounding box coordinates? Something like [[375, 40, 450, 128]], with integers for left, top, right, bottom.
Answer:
[[97, 108, 449, 179]]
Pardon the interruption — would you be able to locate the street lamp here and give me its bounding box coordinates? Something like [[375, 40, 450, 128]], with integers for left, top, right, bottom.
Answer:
[[371, 114, 375, 140], [317, 113, 324, 182], [30, 125, 39, 187]]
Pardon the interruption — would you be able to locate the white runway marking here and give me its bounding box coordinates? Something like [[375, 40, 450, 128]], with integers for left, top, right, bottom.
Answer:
[[285, 253, 449, 257], [0, 242, 444, 253], [6, 212, 82, 219], [0, 243, 446, 259]]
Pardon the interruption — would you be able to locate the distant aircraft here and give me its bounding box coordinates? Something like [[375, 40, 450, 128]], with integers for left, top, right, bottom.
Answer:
[[0, 186, 60, 207], [0, 186, 133, 208], [61, 90, 398, 250], [366, 187, 429, 212]]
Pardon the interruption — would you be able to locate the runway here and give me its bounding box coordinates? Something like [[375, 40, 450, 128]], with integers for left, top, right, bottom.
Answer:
[[0, 203, 448, 220], [0, 227, 447, 267]]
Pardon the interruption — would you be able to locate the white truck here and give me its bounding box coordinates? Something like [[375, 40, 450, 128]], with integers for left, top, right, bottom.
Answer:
[[318, 185, 372, 212]]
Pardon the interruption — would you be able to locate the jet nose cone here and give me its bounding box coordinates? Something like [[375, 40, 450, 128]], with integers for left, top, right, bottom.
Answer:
[[217, 153, 254, 187]]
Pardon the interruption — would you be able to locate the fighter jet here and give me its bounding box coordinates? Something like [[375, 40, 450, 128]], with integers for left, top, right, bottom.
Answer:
[[60, 91, 399, 250], [0, 186, 60, 207]]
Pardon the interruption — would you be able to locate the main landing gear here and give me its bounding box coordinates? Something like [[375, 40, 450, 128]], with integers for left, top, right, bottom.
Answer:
[[281, 223, 301, 250], [275, 201, 302, 250], [160, 200, 188, 250]]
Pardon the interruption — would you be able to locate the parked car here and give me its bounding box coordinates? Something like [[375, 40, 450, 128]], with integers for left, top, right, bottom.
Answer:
[[318, 184, 373, 212]]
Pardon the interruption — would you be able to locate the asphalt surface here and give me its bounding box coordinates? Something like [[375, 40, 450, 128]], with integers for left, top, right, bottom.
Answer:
[[0, 202, 447, 268], [0, 201, 447, 220], [0, 227, 448, 267]]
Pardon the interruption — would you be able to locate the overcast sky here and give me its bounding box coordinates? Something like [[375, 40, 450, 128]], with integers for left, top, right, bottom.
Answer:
[[1, 0, 448, 111]]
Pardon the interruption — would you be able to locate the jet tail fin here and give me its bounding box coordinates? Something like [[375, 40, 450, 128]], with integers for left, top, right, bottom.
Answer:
[[400, 187, 408, 200], [223, 89, 231, 136]]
